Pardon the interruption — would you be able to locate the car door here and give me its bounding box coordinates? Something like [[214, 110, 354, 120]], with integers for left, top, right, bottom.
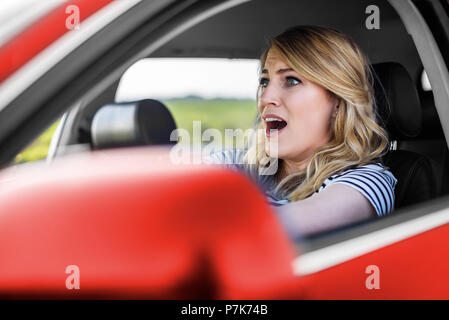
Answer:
[[291, 0, 449, 299]]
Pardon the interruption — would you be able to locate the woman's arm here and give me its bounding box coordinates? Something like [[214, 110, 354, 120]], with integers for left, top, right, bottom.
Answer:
[[275, 183, 375, 239]]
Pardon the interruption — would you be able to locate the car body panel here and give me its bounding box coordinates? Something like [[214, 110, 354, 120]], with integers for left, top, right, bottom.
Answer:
[[0, 148, 300, 299], [296, 217, 449, 299], [0, 0, 115, 84]]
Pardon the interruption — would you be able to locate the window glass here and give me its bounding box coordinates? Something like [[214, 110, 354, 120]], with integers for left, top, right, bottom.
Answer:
[[14, 120, 60, 164], [116, 58, 260, 147]]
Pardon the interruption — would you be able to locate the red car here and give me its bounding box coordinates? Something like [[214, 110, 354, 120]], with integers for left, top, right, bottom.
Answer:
[[0, 0, 449, 299]]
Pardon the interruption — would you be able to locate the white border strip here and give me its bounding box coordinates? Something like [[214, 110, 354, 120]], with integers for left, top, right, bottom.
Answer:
[[0, 0, 143, 112], [293, 207, 449, 276], [0, 0, 67, 48]]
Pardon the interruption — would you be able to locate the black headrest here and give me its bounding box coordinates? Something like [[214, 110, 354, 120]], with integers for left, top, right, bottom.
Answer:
[[91, 99, 177, 150], [372, 62, 422, 139]]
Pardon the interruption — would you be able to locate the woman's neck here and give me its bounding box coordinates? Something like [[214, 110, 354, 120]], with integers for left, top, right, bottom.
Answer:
[[277, 158, 309, 181]]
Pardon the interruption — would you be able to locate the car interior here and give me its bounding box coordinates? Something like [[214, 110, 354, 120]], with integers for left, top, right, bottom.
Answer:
[[90, 99, 177, 150], [22, 0, 449, 234]]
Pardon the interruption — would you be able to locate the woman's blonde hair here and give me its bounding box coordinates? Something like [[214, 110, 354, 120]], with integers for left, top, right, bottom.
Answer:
[[245, 25, 389, 201]]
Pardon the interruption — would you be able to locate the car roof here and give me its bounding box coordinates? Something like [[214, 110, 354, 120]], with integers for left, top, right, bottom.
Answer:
[[152, 0, 421, 78]]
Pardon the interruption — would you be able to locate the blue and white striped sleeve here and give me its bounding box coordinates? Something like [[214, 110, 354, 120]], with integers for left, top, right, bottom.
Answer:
[[327, 165, 397, 216], [203, 148, 247, 171]]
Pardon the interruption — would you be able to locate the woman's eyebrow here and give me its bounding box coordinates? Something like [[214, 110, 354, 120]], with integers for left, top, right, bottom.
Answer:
[[261, 68, 295, 74], [277, 68, 295, 74]]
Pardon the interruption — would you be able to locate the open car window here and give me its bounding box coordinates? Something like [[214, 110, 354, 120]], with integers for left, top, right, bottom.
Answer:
[[115, 58, 259, 149], [14, 118, 60, 164], [7, 0, 446, 229]]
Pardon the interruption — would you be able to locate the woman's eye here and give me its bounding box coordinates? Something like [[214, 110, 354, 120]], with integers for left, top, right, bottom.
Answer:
[[259, 77, 269, 88], [286, 76, 301, 87]]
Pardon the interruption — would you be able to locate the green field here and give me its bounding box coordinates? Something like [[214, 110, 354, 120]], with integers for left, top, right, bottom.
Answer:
[[15, 120, 60, 163], [164, 98, 258, 146], [15, 99, 258, 163]]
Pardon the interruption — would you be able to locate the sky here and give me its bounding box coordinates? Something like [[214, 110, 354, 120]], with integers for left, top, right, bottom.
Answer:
[[116, 58, 261, 101]]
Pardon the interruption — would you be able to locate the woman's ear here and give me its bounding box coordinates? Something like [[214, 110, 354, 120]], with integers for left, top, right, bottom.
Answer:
[[331, 95, 340, 118]]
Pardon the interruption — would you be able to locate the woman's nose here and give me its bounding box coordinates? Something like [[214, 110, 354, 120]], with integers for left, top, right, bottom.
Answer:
[[259, 84, 281, 110]]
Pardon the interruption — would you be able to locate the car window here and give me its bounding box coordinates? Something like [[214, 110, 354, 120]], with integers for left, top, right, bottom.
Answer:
[[115, 58, 259, 148], [14, 119, 60, 164], [2, 0, 445, 241]]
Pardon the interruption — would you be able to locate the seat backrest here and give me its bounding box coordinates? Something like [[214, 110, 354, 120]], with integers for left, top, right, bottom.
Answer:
[[90, 99, 177, 150], [383, 150, 435, 209], [399, 91, 449, 197], [373, 63, 437, 209]]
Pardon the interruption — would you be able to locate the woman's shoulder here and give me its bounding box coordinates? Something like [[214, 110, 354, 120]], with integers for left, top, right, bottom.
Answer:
[[330, 163, 397, 186], [204, 148, 247, 166]]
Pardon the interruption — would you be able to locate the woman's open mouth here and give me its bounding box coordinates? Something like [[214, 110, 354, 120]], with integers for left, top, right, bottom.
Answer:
[[264, 116, 287, 137]]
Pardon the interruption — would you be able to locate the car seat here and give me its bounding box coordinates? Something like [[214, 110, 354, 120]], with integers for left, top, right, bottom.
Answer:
[[373, 62, 436, 210], [90, 99, 177, 149]]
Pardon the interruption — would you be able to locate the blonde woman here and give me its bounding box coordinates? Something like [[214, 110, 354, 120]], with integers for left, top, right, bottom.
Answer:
[[206, 26, 397, 238]]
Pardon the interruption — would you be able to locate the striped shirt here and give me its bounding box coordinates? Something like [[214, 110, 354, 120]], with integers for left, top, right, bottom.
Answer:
[[206, 149, 397, 216]]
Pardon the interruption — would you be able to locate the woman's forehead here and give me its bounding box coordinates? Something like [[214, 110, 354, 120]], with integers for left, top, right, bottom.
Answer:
[[263, 50, 291, 72]]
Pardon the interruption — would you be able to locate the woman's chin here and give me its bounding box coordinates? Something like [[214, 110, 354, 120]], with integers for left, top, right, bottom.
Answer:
[[265, 146, 287, 159], [264, 131, 290, 158]]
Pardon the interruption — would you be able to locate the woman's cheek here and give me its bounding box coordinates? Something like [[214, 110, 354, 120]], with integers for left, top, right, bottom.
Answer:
[[291, 116, 320, 148], [291, 120, 310, 148]]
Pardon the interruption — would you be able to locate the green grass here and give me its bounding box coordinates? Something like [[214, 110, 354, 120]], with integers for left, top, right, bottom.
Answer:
[[164, 99, 258, 146], [14, 121, 60, 164], [15, 99, 258, 163]]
